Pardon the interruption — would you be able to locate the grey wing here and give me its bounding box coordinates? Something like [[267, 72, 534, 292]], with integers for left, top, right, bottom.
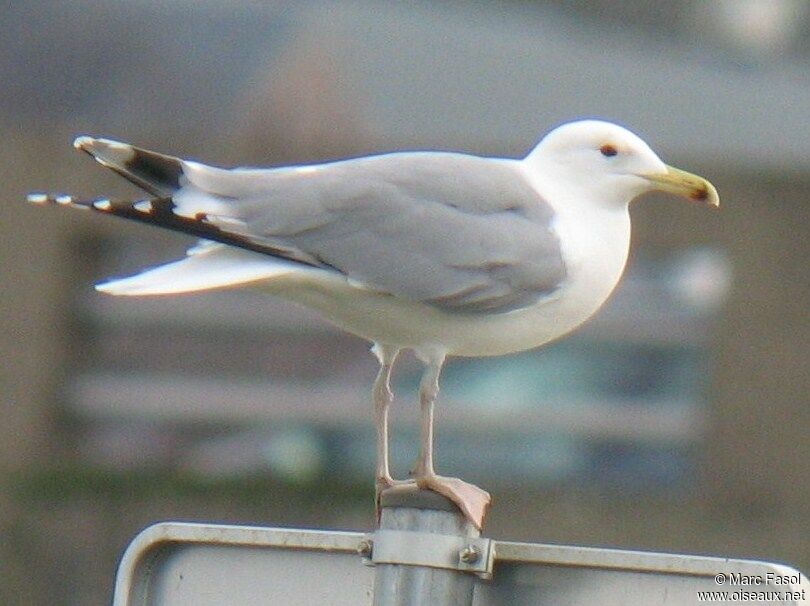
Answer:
[[184, 152, 568, 314]]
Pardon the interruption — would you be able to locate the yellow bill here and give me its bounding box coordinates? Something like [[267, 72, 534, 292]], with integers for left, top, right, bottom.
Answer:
[[643, 165, 720, 207]]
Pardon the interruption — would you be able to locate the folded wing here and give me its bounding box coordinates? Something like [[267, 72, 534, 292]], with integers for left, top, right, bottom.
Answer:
[[69, 139, 568, 313]]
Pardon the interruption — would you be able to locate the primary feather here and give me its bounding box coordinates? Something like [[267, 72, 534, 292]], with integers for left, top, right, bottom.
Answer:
[[74, 136, 183, 196]]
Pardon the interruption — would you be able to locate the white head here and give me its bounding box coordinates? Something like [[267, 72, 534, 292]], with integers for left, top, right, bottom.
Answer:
[[526, 120, 719, 209]]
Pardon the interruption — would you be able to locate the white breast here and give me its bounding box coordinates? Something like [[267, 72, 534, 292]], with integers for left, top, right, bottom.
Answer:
[[444, 199, 631, 356]]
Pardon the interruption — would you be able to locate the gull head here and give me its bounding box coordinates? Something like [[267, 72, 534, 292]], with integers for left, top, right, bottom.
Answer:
[[526, 120, 719, 209]]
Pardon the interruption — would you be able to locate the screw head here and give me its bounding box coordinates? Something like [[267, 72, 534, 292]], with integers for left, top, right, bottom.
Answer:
[[357, 538, 373, 558], [459, 544, 480, 564]]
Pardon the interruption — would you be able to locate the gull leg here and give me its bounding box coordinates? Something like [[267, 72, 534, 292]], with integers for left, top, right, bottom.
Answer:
[[414, 356, 441, 479], [411, 351, 491, 529], [371, 344, 411, 503]]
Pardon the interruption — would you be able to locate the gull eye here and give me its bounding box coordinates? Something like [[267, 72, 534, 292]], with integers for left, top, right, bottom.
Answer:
[[600, 144, 618, 157]]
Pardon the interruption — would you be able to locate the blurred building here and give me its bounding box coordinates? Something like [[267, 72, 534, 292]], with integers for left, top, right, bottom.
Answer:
[[1, 1, 808, 603]]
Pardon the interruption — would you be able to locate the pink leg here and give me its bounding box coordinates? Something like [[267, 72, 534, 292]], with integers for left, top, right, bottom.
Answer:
[[411, 352, 491, 530], [371, 345, 413, 501]]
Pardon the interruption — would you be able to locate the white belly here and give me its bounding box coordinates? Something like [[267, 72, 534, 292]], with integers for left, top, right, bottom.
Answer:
[[261, 204, 632, 358]]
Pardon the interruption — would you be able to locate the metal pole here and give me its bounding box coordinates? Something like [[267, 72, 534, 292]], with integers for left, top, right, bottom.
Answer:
[[372, 487, 482, 606]]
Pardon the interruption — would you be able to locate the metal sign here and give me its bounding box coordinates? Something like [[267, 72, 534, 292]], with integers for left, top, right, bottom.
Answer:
[[113, 522, 807, 605]]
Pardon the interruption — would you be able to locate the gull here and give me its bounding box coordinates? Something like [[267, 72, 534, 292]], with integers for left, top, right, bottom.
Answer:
[[28, 120, 718, 529]]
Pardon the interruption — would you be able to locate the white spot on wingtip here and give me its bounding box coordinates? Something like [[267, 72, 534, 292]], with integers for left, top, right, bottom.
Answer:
[[27, 193, 49, 205], [133, 200, 152, 213], [74, 135, 133, 159], [295, 165, 318, 174], [55, 195, 74, 205], [93, 199, 112, 211], [73, 135, 94, 150]]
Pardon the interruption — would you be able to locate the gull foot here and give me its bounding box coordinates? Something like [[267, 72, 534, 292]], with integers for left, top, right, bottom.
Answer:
[[414, 474, 491, 530]]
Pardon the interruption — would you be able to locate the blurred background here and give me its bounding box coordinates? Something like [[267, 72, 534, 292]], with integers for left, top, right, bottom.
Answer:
[[1, 0, 809, 603]]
